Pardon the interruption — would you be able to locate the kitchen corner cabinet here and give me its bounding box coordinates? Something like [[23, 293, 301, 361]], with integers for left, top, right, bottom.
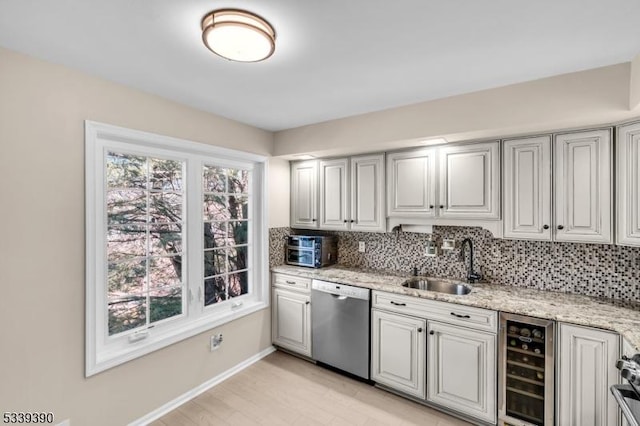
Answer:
[[427, 321, 497, 424], [617, 121, 640, 246], [557, 323, 619, 426], [291, 160, 318, 229], [554, 129, 612, 244], [503, 135, 552, 240], [271, 274, 312, 357], [386, 148, 437, 217], [438, 141, 500, 219], [371, 308, 426, 399]]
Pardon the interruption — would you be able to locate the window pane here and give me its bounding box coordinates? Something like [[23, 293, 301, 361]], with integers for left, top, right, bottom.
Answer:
[[107, 225, 146, 261], [150, 158, 183, 191], [108, 295, 146, 335], [228, 246, 248, 273], [228, 195, 248, 220], [150, 287, 182, 323], [108, 258, 146, 294], [227, 221, 248, 245], [106, 152, 147, 188], [150, 223, 182, 255], [204, 276, 226, 305], [204, 222, 226, 249], [228, 271, 248, 298], [149, 256, 182, 287], [203, 166, 226, 192], [228, 169, 248, 194], [150, 192, 182, 223], [107, 189, 147, 224], [204, 249, 226, 277], [204, 195, 228, 221]]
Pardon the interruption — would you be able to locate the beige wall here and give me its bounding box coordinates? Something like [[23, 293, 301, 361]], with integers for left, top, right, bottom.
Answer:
[[0, 47, 275, 425], [630, 53, 640, 110], [274, 63, 637, 157]]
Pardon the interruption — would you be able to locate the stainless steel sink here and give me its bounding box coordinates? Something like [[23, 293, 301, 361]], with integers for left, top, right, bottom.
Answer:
[[402, 278, 472, 295]]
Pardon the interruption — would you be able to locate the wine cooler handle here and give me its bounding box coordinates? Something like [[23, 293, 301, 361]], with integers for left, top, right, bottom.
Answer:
[[450, 312, 471, 319]]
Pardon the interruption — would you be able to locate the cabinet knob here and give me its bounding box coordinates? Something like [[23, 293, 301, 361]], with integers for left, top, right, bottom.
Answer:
[[417, 327, 423, 333], [312, 218, 317, 222], [439, 205, 444, 209], [429, 330, 435, 335], [543, 224, 549, 230], [557, 225, 564, 230], [350, 220, 355, 223], [343, 220, 348, 223], [429, 205, 434, 209], [305, 301, 310, 305]]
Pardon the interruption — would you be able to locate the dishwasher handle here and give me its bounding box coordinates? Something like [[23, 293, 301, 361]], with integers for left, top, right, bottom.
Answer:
[[330, 294, 348, 300]]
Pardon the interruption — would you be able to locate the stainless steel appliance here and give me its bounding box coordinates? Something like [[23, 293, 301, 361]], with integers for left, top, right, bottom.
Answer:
[[499, 313, 555, 426], [612, 354, 640, 426], [286, 235, 337, 268], [311, 279, 370, 380]]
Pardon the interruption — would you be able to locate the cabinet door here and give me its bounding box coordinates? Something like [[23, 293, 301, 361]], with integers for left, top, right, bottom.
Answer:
[[438, 141, 500, 219], [319, 158, 349, 230], [371, 309, 426, 399], [290, 160, 318, 229], [503, 136, 552, 240], [557, 323, 619, 426], [386, 149, 436, 217], [272, 288, 311, 357], [617, 121, 640, 246], [350, 154, 386, 232], [427, 321, 497, 424], [554, 129, 612, 243]]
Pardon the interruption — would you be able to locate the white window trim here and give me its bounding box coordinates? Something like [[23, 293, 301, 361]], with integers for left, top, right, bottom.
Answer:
[[85, 121, 269, 377]]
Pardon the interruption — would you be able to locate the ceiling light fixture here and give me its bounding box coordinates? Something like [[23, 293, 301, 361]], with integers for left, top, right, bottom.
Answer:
[[201, 9, 276, 62]]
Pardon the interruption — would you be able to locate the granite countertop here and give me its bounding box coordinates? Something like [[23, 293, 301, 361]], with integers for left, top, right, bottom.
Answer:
[[271, 264, 640, 352]]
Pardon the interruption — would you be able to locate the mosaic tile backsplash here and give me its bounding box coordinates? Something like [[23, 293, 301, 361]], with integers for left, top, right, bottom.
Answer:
[[269, 226, 640, 301]]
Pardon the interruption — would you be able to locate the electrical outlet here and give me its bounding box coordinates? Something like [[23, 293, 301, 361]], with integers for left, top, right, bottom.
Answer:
[[210, 333, 223, 351], [358, 241, 365, 253]]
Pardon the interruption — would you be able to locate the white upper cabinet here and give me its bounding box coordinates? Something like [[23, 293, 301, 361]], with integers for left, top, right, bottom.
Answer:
[[319, 158, 349, 230], [438, 141, 500, 219], [617, 121, 640, 246], [350, 154, 386, 232], [386, 149, 436, 217], [290, 160, 318, 229], [503, 136, 552, 240], [554, 129, 612, 243]]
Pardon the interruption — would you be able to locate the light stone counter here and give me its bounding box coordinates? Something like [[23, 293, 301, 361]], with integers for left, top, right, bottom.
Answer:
[[271, 264, 640, 352]]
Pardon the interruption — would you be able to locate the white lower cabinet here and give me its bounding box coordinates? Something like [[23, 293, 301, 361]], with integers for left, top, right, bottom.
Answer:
[[371, 308, 426, 399], [557, 323, 620, 426], [427, 321, 497, 424], [272, 287, 311, 357]]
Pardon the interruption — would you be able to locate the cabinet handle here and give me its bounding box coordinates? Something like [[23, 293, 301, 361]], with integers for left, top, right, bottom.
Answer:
[[306, 301, 310, 305], [557, 225, 564, 230], [450, 312, 471, 319], [417, 327, 423, 333], [390, 301, 406, 306], [285, 280, 296, 285], [543, 224, 549, 230], [350, 220, 355, 223], [429, 330, 435, 335]]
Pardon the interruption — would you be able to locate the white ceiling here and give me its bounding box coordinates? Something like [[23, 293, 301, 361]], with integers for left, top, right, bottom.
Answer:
[[1, 1, 640, 131]]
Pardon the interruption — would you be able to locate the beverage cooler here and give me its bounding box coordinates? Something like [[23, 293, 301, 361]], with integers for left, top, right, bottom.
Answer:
[[499, 313, 555, 426]]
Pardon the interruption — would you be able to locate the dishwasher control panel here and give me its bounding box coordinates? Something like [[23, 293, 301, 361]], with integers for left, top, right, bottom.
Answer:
[[311, 280, 370, 300]]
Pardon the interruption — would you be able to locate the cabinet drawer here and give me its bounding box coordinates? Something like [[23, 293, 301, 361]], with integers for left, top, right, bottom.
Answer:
[[272, 273, 311, 292], [372, 291, 497, 333]]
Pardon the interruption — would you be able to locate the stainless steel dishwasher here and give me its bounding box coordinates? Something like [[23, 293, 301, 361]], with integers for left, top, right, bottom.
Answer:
[[311, 279, 371, 380]]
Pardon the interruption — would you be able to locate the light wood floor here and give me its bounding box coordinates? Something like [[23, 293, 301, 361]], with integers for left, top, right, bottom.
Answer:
[[151, 350, 471, 426]]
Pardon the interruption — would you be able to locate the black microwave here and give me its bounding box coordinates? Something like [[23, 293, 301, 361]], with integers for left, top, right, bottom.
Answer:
[[286, 235, 338, 268]]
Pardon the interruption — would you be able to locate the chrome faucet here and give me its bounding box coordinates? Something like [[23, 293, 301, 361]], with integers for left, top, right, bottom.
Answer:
[[459, 238, 482, 283]]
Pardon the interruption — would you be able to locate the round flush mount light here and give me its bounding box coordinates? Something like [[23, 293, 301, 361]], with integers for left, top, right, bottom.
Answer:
[[201, 9, 276, 62]]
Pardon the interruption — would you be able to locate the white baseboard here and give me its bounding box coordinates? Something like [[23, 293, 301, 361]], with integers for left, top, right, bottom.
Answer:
[[129, 345, 277, 426]]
